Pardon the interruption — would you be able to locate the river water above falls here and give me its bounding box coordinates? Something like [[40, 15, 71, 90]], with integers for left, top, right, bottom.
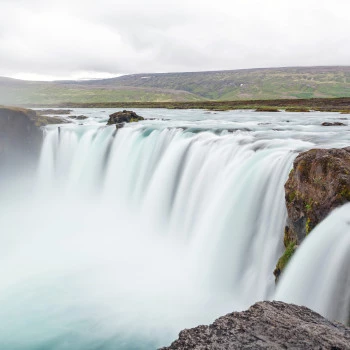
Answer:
[[0, 109, 349, 349]]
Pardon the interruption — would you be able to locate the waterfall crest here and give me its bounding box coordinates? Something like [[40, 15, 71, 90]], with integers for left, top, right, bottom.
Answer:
[[0, 125, 295, 349]]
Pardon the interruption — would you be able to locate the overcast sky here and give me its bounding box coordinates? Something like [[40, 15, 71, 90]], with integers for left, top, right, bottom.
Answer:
[[0, 0, 349, 80]]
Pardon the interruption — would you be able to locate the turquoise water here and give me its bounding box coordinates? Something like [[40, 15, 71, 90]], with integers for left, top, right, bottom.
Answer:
[[0, 109, 349, 348]]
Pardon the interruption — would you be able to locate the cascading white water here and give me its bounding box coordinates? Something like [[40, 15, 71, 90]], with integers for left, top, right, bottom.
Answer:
[[0, 109, 349, 349], [275, 203, 350, 324]]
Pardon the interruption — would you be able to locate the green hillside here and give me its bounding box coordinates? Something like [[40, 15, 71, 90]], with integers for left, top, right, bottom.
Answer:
[[1, 66, 350, 105]]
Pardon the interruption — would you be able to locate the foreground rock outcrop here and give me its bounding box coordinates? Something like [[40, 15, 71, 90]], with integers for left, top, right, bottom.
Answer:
[[274, 147, 350, 280], [160, 301, 350, 350], [107, 110, 144, 128]]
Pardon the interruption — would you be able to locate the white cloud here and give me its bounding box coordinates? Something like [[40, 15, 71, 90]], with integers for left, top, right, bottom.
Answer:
[[0, 0, 349, 80]]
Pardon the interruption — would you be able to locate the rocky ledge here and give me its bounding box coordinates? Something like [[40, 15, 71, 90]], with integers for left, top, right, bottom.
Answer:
[[106, 110, 144, 128], [160, 301, 350, 350], [274, 147, 350, 280]]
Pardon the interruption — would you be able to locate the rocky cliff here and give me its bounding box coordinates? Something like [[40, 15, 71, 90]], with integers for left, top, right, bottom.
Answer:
[[160, 301, 350, 350], [274, 147, 350, 280], [0, 106, 65, 176]]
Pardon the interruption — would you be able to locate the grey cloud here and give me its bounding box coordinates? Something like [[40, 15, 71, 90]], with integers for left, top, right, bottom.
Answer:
[[0, 0, 349, 80]]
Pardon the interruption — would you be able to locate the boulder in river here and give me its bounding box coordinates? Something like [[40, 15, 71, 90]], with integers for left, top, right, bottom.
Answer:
[[106, 110, 144, 128], [160, 301, 350, 350], [69, 115, 88, 120], [321, 121, 346, 126]]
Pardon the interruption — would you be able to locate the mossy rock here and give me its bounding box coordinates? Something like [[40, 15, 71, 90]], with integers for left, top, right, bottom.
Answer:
[[274, 242, 297, 282], [276, 147, 350, 282]]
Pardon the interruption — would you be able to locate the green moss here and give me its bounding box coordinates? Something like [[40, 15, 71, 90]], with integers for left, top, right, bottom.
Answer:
[[340, 187, 350, 201], [283, 226, 297, 248], [305, 201, 312, 212], [305, 217, 311, 234], [287, 191, 296, 203], [276, 242, 296, 273]]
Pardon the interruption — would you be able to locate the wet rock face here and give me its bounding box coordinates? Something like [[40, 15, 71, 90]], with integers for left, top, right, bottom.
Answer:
[[160, 301, 350, 350], [274, 147, 350, 280], [106, 110, 144, 128]]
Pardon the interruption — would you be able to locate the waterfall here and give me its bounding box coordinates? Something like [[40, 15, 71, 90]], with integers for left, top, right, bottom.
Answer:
[[0, 115, 348, 349], [275, 203, 350, 324]]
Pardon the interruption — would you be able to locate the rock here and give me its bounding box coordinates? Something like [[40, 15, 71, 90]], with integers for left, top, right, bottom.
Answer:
[[106, 110, 144, 127], [274, 147, 350, 280], [36, 109, 72, 115], [160, 301, 350, 350], [0, 106, 68, 175], [0, 106, 43, 175], [33, 115, 69, 126], [321, 121, 346, 126], [69, 115, 88, 120]]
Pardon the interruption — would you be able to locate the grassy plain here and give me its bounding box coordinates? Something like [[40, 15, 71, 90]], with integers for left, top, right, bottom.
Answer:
[[1, 66, 350, 106]]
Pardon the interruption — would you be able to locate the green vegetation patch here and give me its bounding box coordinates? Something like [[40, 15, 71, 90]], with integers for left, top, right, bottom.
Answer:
[[275, 242, 296, 275]]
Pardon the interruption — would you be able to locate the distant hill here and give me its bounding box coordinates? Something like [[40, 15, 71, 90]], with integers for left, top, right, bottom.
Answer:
[[1, 66, 350, 105]]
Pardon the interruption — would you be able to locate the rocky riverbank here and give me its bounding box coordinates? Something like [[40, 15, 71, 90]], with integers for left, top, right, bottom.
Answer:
[[274, 147, 350, 280], [160, 301, 350, 350]]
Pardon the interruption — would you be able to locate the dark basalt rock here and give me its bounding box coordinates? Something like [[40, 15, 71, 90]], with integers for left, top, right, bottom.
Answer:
[[274, 147, 350, 280], [69, 115, 88, 120], [106, 110, 144, 128], [321, 121, 346, 126], [160, 301, 350, 350]]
